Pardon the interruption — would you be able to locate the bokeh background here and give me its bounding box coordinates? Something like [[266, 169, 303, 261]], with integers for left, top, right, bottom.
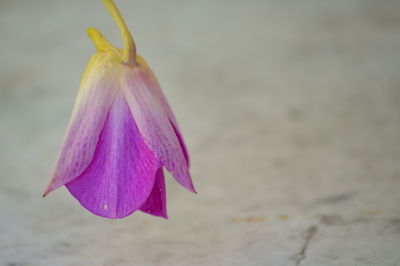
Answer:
[[1, 0, 400, 265]]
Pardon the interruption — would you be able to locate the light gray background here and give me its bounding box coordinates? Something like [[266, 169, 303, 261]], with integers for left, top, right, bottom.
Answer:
[[1, 0, 400, 265]]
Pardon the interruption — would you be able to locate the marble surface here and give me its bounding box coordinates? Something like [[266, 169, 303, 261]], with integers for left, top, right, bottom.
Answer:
[[1, 0, 400, 265]]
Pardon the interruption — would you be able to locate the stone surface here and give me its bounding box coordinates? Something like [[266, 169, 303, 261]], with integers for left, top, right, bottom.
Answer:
[[1, 0, 400, 265]]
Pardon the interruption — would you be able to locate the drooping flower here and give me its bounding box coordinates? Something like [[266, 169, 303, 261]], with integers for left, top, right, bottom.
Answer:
[[43, 0, 195, 219]]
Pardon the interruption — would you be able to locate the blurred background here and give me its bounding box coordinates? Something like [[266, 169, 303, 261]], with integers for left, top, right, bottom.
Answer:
[[1, 0, 399, 265]]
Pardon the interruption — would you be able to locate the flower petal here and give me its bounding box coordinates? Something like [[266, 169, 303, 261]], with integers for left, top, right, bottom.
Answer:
[[121, 65, 196, 193], [136, 56, 190, 166], [140, 167, 167, 219], [44, 54, 119, 196], [65, 93, 159, 219], [170, 119, 190, 167]]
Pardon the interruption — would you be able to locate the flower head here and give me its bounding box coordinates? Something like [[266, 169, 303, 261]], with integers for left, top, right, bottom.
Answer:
[[43, 0, 195, 219]]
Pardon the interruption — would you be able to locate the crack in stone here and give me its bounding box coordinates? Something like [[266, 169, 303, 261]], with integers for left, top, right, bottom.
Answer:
[[291, 225, 318, 266]]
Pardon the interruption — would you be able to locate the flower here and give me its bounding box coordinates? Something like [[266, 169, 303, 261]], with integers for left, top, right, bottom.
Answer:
[[43, 0, 195, 219]]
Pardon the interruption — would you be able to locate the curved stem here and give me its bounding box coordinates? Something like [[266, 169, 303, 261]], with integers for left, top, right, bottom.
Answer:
[[103, 0, 136, 65]]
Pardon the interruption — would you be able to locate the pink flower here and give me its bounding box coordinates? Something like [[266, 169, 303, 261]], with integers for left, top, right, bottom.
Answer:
[[43, 0, 195, 219]]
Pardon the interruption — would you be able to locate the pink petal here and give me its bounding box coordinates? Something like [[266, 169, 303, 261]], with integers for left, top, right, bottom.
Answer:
[[65, 93, 159, 219], [121, 66, 196, 193], [137, 60, 190, 166], [170, 119, 190, 167], [140, 167, 168, 219], [44, 54, 119, 195]]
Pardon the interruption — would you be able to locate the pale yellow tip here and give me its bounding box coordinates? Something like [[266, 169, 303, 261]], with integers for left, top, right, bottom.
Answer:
[[87, 27, 121, 56]]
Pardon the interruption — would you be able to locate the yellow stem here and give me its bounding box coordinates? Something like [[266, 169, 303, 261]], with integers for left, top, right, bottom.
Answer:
[[103, 0, 136, 65]]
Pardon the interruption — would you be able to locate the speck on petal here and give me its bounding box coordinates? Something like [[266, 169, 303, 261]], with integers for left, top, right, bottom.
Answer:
[[66, 93, 159, 219]]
